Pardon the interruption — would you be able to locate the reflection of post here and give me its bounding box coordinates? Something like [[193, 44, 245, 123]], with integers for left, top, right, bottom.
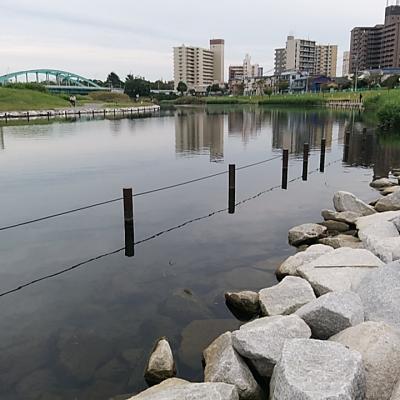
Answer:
[[228, 164, 236, 214], [302, 143, 309, 181], [123, 188, 135, 257], [0, 128, 4, 150], [282, 149, 289, 189]]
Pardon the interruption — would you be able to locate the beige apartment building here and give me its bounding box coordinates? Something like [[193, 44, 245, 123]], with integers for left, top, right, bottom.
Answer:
[[174, 39, 225, 92], [342, 51, 350, 76], [315, 44, 338, 77]]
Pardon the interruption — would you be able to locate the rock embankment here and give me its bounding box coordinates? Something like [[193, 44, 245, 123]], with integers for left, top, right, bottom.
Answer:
[[117, 174, 400, 400]]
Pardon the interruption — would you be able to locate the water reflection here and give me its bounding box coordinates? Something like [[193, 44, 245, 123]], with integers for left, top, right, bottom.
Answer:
[[228, 108, 263, 144], [343, 120, 400, 179], [175, 110, 224, 162], [0, 128, 4, 150]]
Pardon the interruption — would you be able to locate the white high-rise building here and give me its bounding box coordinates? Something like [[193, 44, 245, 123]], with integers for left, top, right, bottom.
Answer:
[[342, 51, 350, 76], [173, 39, 225, 92], [285, 35, 316, 74]]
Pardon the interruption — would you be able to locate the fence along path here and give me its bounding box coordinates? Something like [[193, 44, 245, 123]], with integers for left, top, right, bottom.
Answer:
[[0, 143, 341, 298]]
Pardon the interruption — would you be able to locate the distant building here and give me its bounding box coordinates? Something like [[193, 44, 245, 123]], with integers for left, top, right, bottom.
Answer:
[[229, 65, 244, 81], [274, 48, 286, 75], [173, 39, 225, 92], [350, 3, 400, 73], [315, 45, 338, 77], [275, 37, 338, 77], [342, 51, 350, 76], [285, 36, 316, 74], [229, 54, 263, 83]]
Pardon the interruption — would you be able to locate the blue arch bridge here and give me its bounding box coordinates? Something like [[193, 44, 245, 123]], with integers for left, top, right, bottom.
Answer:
[[0, 69, 106, 94]]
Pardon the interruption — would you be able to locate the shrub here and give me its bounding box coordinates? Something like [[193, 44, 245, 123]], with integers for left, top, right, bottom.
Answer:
[[377, 101, 400, 128], [89, 91, 130, 102], [3, 82, 47, 92]]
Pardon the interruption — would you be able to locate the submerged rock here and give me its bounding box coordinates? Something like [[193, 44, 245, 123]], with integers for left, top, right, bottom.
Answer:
[[288, 223, 327, 246], [356, 261, 400, 330], [203, 332, 263, 400], [333, 191, 376, 216], [231, 315, 311, 377], [129, 379, 239, 400], [330, 322, 400, 400], [276, 244, 334, 279], [225, 291, 260, 321], [297, 247, 384, 296], [144, 338, 176, 386], [259, 276, 316, 316], [295, 291, 364, 339], [270, 339, 365, 400]]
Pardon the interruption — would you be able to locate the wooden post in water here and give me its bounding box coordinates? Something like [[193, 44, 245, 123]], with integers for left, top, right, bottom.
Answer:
[[103, 109, 106, 119], [228, 164, 236, 214], [78, 111, 81, 119], [113, 109, 116, 118], [123, 188, 135, 257], [92, 110, 95, 118], [282, 149, 289, 190], [320, 138, 326, 173], [65, 111, 67, 120], [27, 112, 30, 122], [5, 113, 8, 124], [302, 143, 309, 181], [47, 112, 50, 121]]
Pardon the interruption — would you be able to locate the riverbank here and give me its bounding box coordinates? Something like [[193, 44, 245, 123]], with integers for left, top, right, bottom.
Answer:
[[0, 87, 154, 112], [120, 174, 400, 399]]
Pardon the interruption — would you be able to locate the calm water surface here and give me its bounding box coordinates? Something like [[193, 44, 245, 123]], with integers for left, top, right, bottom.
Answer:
[[0, 105, 398, 399]]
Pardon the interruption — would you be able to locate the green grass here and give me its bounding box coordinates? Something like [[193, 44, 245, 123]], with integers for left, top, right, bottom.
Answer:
[[0, 87, 69, 111]]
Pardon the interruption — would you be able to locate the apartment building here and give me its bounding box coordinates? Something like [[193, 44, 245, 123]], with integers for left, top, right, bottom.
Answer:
[[350, 3, 400, 73], [229, 54, 263, 82], [274, 48, 286, 75], [285, 36, 317, 74], [315, 45, 338, 77], [342, 51, 350, 76], [173, 39, 225, 92]]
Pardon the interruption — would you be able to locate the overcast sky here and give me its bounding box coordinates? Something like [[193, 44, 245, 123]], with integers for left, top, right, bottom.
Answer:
[[0, 0, 391, 81]]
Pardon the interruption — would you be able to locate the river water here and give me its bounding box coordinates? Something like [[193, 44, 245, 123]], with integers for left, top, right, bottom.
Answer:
[[0, 105, 398, 399]]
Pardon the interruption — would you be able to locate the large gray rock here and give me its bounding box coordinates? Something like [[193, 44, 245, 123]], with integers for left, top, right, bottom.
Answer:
[[203, 332, 263, 400], [259, 276, 316, 316], [225, 291, 260, 321], [297, 247, 384, 296], [319, 235, 364, 249], [381, 186, 400, 196], [276, 244, 334, 279], [376, 191, 400, 212], [231, 315, 311, 377], [295, 291, 364, 339], [392, 381, 400, 400], [321, 209, 361, 225], [356, 261, 400, 330], [288, 223, 327, 246], [371, 178, 397, 189], [333, 191, 376, 216], [144, 338, 176, 386], [270, 339, 365, 400], [320, 220, 350, 232], [128, 379, 239, 400], [330, 322, 400, 400]]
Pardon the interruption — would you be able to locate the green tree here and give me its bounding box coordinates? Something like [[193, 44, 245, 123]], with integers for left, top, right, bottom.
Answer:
[[106, 72, 123, 88], [124, 75, 151, 98], [264, 88, 273, 98], [210, 83, 221, 93], [382, 75, 400, 89], [177, 81, 188, 95], [278, 81, 289, 93]]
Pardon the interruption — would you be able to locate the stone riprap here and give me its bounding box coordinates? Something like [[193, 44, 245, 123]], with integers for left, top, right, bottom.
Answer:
[[319, 235, 364, 249], [295, 291, 364, 339], [370, 178, 397, 188], [330, 322, 400, 400], [231, 315, 311, 377], [276, 244, 333, 279], [270, 339, 365, 400], [321, 209, 361, 225], [129, 380, 239, 400], [288, 223, 327, 246], [376, 191, 400, 212], [320, 220, 350, 232], [333, 191, 376, 216], [356, 261, 400, 330], [259, 276, 316, 316], [224, 291, 260, 321], [297, 247, 384, 296], [203, 332, 263, 400], [144, 338, 176, 386]]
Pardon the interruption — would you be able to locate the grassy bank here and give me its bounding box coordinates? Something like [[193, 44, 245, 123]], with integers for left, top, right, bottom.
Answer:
[[0, 88, 154, 112], [364, 90, 400, 129]]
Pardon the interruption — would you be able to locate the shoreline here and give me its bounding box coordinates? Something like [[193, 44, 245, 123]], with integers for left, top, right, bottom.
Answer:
[[123, 174, 400, 400]]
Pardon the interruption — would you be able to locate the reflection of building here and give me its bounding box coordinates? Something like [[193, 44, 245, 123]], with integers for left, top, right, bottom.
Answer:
[[228, 109, 263, 143], [350, 4, 400, 72], [271, 110, 335, 156], [173, 39, 225, 92], [343, 120, 400, 179], [175, 111, 224, 162]]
